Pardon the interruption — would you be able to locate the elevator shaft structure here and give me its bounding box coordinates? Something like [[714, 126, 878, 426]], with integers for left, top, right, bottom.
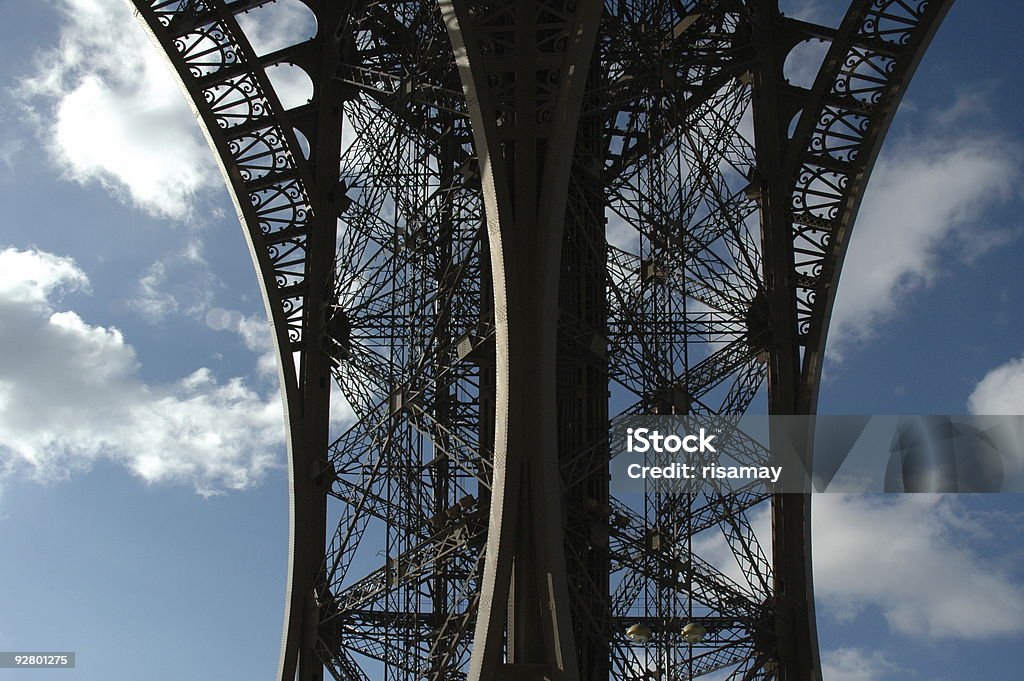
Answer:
[[130, 1, 952, 680]]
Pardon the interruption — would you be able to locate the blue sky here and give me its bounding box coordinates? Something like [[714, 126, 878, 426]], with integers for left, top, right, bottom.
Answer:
[[0, 1, 1022, 680]]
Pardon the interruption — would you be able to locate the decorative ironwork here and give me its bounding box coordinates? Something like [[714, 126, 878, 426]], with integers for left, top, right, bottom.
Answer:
[[129, 1, 953, 680]]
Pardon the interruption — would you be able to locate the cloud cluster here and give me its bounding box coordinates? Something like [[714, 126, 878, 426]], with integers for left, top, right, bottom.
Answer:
[[813, 494, 1024, 640], [16, 0, 218, 219], [0, 247, 285, 494], [968, 355, 1024, 415], [205, 306, 280, 380], [14, 0, 324, 220], [820, 648, 900, 681], [128, 240, 220, 324], [829, 128, 1020, 356], [691, 492, 1024, 644], [234, 0, 317, 57]]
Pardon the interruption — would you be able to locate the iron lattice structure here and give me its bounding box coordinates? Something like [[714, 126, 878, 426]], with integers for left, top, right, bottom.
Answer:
[[130, 1, 951, 680]]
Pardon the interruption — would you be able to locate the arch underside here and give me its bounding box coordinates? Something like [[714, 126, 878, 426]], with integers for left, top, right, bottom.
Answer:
[[128, 1, 953, 680]]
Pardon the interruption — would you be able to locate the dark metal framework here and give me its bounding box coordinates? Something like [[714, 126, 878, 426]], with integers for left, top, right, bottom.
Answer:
[[129, 1, 952, 679]]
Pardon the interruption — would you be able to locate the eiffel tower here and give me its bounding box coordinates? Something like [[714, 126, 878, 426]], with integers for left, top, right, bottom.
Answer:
[[129, 1, 952, 679]]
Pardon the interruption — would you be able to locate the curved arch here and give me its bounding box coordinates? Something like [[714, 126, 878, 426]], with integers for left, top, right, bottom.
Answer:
[[753, 3, 956, 680], [785, 0, 957, 411], [127, 3, 338, 681]]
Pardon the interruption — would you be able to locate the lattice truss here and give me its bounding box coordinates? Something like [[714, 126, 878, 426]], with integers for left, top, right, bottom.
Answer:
[[129, 0, 950, 679]]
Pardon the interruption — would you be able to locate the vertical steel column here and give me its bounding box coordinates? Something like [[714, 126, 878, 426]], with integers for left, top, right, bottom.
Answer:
[[749, 2, 819, 680], [557, 61, 610, 680], [280, 5, 345, 681], [441, 2, 602, 679]]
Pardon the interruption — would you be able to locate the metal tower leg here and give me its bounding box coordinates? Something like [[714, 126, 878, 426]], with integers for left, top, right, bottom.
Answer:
[[124, 1, 956, 679], [442, 2, 603, 678]]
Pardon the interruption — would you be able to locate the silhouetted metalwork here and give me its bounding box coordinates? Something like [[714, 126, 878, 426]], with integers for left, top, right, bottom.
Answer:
[[130, 1, 952, 679]]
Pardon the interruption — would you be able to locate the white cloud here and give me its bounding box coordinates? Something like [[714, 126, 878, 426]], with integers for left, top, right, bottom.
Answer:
[[129, 260, 179, 323], [0, 248, 89, 304], [264, 64, 314, 110], [689, 494, 1024, 644], [16, 0, 218, 220], [784, 39, 829, 89], [813, 495, 1024, 640], [128, 240, 219, 323], [0, 247, 285, 495], [690, 503, 772, 595], [0, 101, 24, 173], [202, 307, 353, 425], [234, 0, 317, 57], [821, 648, 900, 681], [13, 0, 321, 219], [330, 381, 356, 427], [0, 137, 21, 173], [204, 308, 279, 381], [235, 1, 317, 110], [235, 313, 273, 354], [931, 85, 999, 129], [968, 356, 1024, 415], [829, 124, 1021, 356]]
